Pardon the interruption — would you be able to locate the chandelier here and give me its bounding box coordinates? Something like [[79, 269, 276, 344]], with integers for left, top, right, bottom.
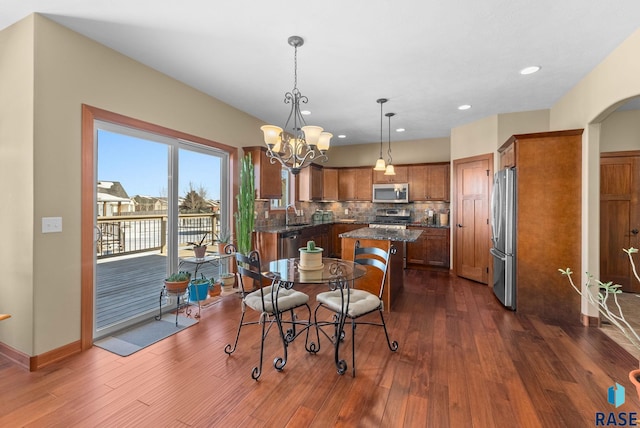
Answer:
[[260, 36, 332, 176], [373, 98, 388, 171], [384, 112, 396, 175]]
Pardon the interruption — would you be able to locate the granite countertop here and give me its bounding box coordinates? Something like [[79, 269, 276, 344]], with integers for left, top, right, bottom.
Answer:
[[255, 220, 449, 234], [255, 220, 370, 234], [339, 227, 423, 243]]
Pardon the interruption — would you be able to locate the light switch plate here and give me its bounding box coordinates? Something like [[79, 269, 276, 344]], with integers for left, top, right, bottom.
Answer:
[[42, 217, 62, 233]]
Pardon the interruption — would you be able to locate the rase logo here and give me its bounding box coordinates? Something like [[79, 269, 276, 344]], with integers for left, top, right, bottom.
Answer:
[[609, 383, 626, 408], [595, 383, 638, 426]]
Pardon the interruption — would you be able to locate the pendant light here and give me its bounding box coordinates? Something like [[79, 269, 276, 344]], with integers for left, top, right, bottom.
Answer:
[[373, 98, 388, 171], [384, 112, 396, 175]]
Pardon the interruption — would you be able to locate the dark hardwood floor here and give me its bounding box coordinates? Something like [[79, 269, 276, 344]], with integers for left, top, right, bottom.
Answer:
[[1, 269, 638, 427]]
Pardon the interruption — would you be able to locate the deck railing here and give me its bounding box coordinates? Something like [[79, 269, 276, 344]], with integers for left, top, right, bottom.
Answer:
[[97, 213, 220, 258]]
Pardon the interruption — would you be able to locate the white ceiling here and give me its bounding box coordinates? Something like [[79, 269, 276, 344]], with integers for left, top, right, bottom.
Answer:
[[2, 1, 640, 146]]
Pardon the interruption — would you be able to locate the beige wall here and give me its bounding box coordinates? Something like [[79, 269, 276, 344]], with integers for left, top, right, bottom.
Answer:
[[600, 108, 640, 152], [325, 137, 450, 168], [550, 28, 640, 317], [0, 17, 35, 353], [1, 14, 266, 356]]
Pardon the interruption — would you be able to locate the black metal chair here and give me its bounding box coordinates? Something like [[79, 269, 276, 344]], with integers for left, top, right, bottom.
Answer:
[[315, 240, 398, 376], [223, 246, 311, 380]]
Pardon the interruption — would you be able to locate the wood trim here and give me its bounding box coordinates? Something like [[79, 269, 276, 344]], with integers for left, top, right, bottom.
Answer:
[[81, 104, 239, 353], [499, 128, 583, 152], [601, 150, 640, 158], [0, 341, 30, 370], [30, 341, 82, 371], [581, 314, 600, 327]]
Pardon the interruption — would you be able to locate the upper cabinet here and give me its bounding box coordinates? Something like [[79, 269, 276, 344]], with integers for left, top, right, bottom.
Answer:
[[500, 143, 516, 169], [408, 163, 450, 202], [243, 146, 282, 200], [322, 168, 339, 201], [373, 166, 408, 183], [338, 167, 372, 201], [298, 164, 323, 201]]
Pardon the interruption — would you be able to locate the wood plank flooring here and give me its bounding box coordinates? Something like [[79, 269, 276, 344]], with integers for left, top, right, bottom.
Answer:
[[2, 269, 639, 427]]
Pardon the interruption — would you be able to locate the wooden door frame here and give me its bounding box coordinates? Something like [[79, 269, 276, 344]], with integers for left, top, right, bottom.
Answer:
[[80, 105, 239, 350], [451, 152, 494, 281]]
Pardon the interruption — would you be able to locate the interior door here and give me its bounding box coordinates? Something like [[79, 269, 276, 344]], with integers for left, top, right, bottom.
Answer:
[[600, 154, 640, 292], [453, 154, 492, 284]]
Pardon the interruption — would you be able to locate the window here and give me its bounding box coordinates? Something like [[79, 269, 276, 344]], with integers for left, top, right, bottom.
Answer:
[[270, 168, 291, 210]]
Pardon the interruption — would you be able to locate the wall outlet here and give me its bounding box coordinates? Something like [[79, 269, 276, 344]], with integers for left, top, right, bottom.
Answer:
[[344, 208, 349, 215], [42, 217, 62, 233], [265, 211, 269, 219]]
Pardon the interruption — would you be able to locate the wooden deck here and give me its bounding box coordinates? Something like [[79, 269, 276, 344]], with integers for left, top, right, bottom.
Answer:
[[96, 251, 229, 332]]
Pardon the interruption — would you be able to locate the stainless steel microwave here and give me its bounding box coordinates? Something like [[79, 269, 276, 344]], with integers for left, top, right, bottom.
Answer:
[[372, 183, 409, 203]]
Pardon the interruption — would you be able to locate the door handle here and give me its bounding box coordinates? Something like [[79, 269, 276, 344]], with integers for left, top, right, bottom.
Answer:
[[457, 224, 463, 228], [632, 229, 639, 235]]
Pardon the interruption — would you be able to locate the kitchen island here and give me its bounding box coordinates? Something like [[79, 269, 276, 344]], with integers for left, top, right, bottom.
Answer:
[[339, 227, 422, 310]]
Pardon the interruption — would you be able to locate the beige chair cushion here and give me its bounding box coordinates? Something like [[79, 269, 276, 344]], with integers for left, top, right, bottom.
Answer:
[[244, 285, 309, 314], [316, 289, 381, 318]]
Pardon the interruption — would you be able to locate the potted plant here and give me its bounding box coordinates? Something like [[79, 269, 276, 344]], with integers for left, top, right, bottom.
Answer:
[[220, 273, 236, 294], [235, 153, 255, 256], [216, 226, 232, 255], [560, 247, 640, 399], [164, 271, 191, 293], [188, 233, 210, 259], [188, 275, 211, 302]]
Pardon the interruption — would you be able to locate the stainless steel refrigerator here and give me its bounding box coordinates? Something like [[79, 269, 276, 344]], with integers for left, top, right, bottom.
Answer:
[[490, 168, 516, 310]]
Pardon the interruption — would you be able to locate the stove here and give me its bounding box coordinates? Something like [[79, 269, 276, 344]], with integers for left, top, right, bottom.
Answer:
[[369, 208, 411, 230]]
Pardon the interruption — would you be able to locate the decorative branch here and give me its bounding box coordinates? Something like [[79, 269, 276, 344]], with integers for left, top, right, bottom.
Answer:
[[559, 247, 640, 351]]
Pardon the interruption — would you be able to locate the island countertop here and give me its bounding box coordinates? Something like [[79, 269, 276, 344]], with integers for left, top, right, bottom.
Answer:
[[339, 226, 423, 242]]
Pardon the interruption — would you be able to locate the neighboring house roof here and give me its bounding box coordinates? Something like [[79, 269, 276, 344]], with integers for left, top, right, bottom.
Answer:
[[97, 181, 130, 199]]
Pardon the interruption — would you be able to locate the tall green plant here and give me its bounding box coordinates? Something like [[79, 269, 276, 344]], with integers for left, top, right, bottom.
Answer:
[[235, 153, 255, 255]]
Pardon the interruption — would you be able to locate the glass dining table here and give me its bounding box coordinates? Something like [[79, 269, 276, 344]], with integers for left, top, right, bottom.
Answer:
[[262, 257, 366, 286], [261, 257, 367, 374]]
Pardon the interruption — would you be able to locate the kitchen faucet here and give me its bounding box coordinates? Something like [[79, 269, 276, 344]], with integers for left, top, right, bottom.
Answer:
[[285, 203, 300, 227]]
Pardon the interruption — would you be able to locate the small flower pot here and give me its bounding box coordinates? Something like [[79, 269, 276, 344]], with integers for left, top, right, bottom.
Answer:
[[220, 273, 236, 293], [193, 245, 207, 259], [629, 369, 640, 401], [188, 279, 211, 302]]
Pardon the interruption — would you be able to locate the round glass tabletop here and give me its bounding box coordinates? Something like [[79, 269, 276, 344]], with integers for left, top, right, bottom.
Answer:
[[262, 257, 366, 284]]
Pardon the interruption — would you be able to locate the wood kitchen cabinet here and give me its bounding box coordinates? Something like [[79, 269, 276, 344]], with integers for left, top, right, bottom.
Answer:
[[408, 163, 450, 201], [322, 168, 339, 201], [373, 166, 408, 183], [243, 146, 282, 200], [498, 129, 582, 324], [331, 223, 363, 257], [406, 226, 450, 268], [298, 164, 323, 201], [301, 224, 331, 257], [338, 167, 372, 201]]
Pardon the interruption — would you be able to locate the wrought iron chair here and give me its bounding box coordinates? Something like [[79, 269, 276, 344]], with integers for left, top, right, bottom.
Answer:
[[315, 240, 398, 376], [223, 245, 311, 380]]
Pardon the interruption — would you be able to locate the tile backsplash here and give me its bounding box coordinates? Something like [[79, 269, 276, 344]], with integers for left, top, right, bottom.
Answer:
[[254, 200, 450, 228]]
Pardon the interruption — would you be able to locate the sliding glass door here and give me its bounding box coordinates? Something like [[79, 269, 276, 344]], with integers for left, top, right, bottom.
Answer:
[[94, 122, 228, 339]]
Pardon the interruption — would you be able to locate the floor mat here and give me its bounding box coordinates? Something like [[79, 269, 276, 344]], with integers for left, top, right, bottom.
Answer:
[[94, 315, 198, 356]]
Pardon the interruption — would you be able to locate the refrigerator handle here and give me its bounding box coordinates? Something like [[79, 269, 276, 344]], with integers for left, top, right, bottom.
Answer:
[[490, 247, 506, 261], [490, 175, 501, 245]]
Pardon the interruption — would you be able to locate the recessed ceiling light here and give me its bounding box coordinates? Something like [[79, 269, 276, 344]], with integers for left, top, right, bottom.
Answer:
[[301, 110, 311, 115], [458, 104, 472, 110], [338, 134, 346, 139], [396, 128, 405, 132], [520, 66, 541, 75]]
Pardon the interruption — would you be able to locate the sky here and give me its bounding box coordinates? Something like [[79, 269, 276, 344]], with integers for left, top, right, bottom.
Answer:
[[97, 129, 222, 200]]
